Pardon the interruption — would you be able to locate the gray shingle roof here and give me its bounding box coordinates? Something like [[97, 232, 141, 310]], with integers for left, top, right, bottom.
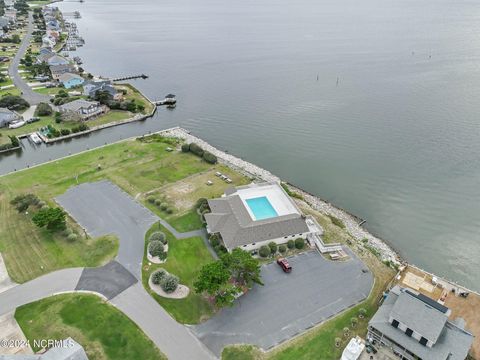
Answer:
[[391, 290, 448, 343], [369, 288, 474, 360], [59, 99, 99, 113], [205, 183, 310, 249]]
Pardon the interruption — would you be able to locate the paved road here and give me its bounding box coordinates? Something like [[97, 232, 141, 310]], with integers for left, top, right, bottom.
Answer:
[[0, 268, 83, 316], [8, 12, 51, 105], [194, 250, 374, 355], [56, 180, 159, 279]]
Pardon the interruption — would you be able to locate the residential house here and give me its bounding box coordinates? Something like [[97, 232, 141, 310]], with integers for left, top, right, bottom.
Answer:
[[46, 19, 61, 31], [0, 108, 22, 128], [59, 99, 105, 120], [0, 17, 10, 30], [59, 73, 84, 89], [204, 182, 319, 251], [36, 49, 55, 63], [367, 286, 474, 360], [45, 54, 69, 66], [50, 63, 77, 80], [42, 34, 56, 48], [4, 9, 16, 23], [83, 80, 118, 99]]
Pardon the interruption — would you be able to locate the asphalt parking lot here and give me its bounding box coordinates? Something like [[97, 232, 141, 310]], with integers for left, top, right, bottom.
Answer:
[[56, 180, 159, 279], [194, 250, 373, 355]]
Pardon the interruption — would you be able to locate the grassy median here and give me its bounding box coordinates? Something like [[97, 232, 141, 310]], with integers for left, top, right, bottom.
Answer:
[[15, 293, 166, 360]]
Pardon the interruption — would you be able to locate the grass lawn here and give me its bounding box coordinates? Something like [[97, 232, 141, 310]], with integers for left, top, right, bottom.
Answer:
[[86, 110, 132, 127], [0, 87, 21, 97], [15, 293, 166, 360], [222, 202, 396, 360], [33, 86, 62, 96], [142, 223, 215, 324], [0, 136, 217, 282], [115, 83, 155, 114], [144, 166, 250, 232], [0, 115, 55, 141]]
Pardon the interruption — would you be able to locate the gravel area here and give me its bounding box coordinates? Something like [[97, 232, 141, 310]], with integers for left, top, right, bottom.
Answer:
[[159, 127, 400, 264]]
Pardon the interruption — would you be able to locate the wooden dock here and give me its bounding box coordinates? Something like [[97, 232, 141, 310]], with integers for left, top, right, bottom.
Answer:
[[112, 74, 148, 82]]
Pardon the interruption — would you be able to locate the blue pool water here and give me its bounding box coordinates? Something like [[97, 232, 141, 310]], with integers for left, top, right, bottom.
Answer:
[[246, 196, 278, 220]]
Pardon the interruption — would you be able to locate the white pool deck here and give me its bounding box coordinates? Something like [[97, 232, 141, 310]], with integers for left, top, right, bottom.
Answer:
[[231, 183, 300, 221]]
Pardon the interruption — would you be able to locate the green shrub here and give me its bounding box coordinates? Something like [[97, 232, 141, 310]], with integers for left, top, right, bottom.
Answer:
[[295, 238, 305, 249], [279, 245, 287, 253], [148, 240, 165, 258], [60, 128, 71, 136], [259, 245, 271, 258], [202, 151, 217, 164], [209, 234, 220, 247], [151, 269, 167, 285], [160, 274, 179, 293], [328, 214, 345, 229], [268, 242, 277, 253], [189, 142, 204, 157], [10, 193, 40, 212], [63, 228, 73, 236], [181, 143, 190, 152], [287, 239, 295, 249], [154, 199, 162, 206], [67, 233, 78, 241], [147, 196, 155, 204], [166, 207, 174, 214], [196, 198, 208, 208], [37, 200, 46, 207], [149, 231, 167, 244], [160, 203, 168, 211], [35, 102, 52, 116]]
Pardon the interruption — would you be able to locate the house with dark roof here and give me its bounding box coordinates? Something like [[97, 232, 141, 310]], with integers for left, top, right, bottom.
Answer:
[[204, 182, 317, 251], [368, 286, 474, 360]]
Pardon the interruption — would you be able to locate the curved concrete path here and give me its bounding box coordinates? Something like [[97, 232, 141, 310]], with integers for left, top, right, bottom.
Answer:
[[8, 12, 51, 105], [0, 181, 216, 360]]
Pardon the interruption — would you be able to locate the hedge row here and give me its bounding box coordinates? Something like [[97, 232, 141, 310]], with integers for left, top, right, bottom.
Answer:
[[181, 142, 217, 164]]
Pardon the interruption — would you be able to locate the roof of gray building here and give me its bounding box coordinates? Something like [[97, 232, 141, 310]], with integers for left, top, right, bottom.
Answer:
[[60, 99, 99, 112], [369, 288, 474, 360], [390, 290, 448, 343], [205, 183, 310, 249], [50, 63, 76, 73]]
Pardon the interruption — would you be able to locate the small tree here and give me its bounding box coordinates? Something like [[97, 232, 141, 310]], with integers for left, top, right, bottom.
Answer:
[[358, 308, 367, 319], [335, 337, 342, 348], [209, 234, 220, 247], [343, 327, 350, 337], [151, 269, 167, 285], [32, 207, 66, 231], [294, 238, 305, 249], [149, 231, 167, 244], [35, 102, 53, 116], [351, 317, 358, 328], [160, 274, 179, 293], [181, 143, 190, 152], [259, 245, 271, 258], [160, 203, 168, 211], [154, 199, 162, 206], [268, 242, 277, 254], [147, 196, 155, 204], [148, 241, 165, 258], [189, 143, 204, 157], [202, 151, 217, 164], [287, 239, 295, 249], [278, 245, 287, 254]]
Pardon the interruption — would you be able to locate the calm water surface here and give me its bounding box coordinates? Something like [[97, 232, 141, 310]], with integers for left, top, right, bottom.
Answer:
[[2, 0, 480, 290]]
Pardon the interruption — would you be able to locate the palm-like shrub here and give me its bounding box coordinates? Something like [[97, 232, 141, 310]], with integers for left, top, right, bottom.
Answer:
[[148, 241, 165, 258]]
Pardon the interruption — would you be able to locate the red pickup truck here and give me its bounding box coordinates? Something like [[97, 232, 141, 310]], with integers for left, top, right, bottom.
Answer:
[[277, 258, 292, 273]]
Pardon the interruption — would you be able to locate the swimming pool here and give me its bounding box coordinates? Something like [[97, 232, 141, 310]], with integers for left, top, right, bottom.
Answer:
[[245, 196, 278, 220]]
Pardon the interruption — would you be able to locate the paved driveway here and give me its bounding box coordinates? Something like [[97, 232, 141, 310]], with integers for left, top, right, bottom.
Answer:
[[194, 250, 373, 355], [56, 180, 158, 279]]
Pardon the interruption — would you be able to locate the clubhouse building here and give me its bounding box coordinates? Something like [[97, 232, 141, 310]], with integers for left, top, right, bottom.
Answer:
[[204, 182, 321, 251]]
